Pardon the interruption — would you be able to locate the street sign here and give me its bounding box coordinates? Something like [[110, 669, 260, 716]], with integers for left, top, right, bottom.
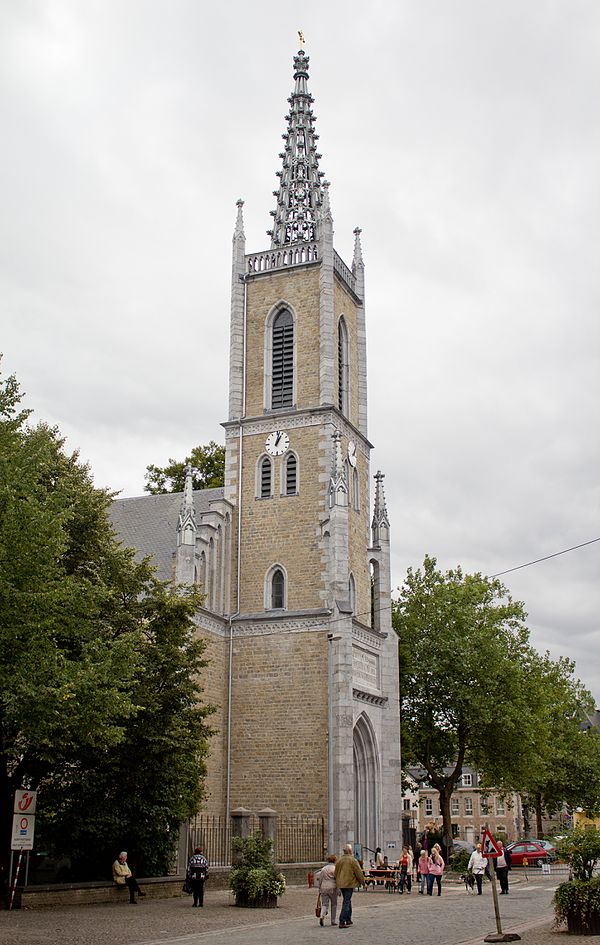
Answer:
[[11, 813, 35, 851], [481, 828, 501, 858], [13, 789, 37, 815]]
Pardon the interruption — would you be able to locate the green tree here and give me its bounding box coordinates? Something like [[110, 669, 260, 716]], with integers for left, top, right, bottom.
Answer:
[[0, 368, 141, 869], [0, 367, 214, 877], [144, 442, 225, 494], [393, 555, 549, 855], [39, 584, 215, 878], [517, 655, 600, 836]]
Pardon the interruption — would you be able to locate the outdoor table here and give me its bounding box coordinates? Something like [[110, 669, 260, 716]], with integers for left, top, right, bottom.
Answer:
[[363, 869, 400, 891]]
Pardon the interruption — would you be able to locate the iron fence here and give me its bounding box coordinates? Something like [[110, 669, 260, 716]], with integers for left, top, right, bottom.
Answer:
[[188, 813, 325, 867], [277, 815, 326, 863]]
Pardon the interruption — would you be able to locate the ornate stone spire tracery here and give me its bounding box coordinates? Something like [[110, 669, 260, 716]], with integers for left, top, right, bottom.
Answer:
[[371, 470, 390, 546], [177, 464, 197, 546], [267, 48, 326, 248], [329, 430, 348, 508], [352, 226, 364, 273]]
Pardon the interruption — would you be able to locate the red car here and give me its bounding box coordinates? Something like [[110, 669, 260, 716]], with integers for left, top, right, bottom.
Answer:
[[505, 841, 549, 866]]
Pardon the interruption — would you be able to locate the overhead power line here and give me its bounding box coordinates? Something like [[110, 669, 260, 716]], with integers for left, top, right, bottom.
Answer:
[[490, 536, 600, 578], [313, 536, 600, 631]]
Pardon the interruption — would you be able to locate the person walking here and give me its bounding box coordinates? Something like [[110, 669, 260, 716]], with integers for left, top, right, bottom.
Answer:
[[427, 846, 445, 896], [417, 849, 429, 894], [493, 841, 512, 894], [335, 843, 365, 929], [398, 845, 413, 893], [468, 843, 486, 895], [316, 855, 338, 926], [112, 851, 146, 904], [187, 846, 209, 907]]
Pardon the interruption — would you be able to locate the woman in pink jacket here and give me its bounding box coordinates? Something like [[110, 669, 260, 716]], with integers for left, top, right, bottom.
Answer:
[[427, 846, 445, 896]]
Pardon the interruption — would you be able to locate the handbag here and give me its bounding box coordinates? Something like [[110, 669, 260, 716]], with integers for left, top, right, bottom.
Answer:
[[183, 877, 193, 895], [315, 893, 321, 917]]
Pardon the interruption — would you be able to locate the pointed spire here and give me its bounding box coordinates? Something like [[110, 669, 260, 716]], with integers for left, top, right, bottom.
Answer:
[[177, 464, 197, 546], [352, 226, 364, 273], [328, 430, 348, 508], [233, 198, 245, 241], [321, 180, 333, 226], [372, 470, 390, 545], [268, 47, 326, 248]]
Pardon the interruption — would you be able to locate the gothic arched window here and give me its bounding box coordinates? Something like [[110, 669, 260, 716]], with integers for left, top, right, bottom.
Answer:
[[370, 559, 380, 631], [284, 452, 298, 495], [271, 568, 285, 609], [338, 315, 349, 415], [272, 309, 294, 409], [353, 467, 360, 511]]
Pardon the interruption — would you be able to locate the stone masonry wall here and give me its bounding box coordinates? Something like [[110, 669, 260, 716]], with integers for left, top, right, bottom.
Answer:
[[195, 626, 229, 815], [230, 627, 328, 815]]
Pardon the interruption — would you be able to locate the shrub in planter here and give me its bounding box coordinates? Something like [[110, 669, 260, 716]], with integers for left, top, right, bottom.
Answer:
[[449, 849, 471, 875], [553, 828, 600, 935], [229, 832, 286, 908], [555, 878, 600, 935]]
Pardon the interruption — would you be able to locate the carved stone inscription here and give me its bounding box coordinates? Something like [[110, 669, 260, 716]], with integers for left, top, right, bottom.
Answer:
[[352, 646, 379, 692]]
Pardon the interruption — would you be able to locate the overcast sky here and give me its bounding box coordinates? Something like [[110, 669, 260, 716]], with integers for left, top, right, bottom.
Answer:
[[2, 1, 599, 699]]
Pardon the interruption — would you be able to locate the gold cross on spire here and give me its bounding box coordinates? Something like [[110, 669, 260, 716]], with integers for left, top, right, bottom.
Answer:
[[298, 30, 305, 48]]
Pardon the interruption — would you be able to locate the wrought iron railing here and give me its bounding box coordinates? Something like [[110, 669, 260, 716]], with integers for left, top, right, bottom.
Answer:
[[188, 813, 325, 866]]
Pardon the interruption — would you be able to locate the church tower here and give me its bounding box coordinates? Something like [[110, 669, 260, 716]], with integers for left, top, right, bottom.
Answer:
[[222, 46, 401, 853]]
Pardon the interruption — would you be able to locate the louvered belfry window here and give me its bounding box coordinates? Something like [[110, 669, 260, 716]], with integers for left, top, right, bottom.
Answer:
[[272, 310, 294, 408], [260, 456, 272, 498], [285, 453, 297, 495]]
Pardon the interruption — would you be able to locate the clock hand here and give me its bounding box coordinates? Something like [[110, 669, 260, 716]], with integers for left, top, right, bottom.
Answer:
[[275, 432, 282, 446]]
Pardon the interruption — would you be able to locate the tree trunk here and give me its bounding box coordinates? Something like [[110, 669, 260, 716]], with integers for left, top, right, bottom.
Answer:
[[522, 799, 530, 839], [438, 786, 454, 864], [535, 793, 544, 837]]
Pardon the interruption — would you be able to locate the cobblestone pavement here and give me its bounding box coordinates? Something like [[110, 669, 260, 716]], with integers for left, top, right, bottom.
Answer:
[[0, 875, 590, 945]]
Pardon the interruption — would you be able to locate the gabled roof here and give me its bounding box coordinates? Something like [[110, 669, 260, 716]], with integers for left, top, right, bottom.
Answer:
[[109, 488, 224, 582]]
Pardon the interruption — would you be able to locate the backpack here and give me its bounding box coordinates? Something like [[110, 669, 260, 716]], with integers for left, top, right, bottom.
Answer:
[[189, 855, 208, 881]]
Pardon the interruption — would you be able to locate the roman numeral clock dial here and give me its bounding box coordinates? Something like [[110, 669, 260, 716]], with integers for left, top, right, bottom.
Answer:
[[265, 430, 289, 456]]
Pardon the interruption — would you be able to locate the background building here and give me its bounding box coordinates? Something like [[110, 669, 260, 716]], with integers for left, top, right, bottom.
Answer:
[[407, 767, 523, 844]]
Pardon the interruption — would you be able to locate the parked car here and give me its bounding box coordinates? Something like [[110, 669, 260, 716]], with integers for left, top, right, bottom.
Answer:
[[505, 840, 550, 866], [530, 839, 557, 860], [452, 840, 475, 854]]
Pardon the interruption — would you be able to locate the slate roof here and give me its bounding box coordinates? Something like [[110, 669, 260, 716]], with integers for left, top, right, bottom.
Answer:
[[109, 487, 224, 582]]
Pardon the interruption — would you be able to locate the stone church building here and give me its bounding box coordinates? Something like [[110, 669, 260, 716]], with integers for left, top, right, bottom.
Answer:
[[111, 47, 402, 855]]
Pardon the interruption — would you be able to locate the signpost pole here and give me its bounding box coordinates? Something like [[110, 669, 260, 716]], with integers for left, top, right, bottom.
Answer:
[[489, 852, 503, 936], [482, 825, 521, 944], [9, 789, 38, 908], [9, 849, 24, 911]]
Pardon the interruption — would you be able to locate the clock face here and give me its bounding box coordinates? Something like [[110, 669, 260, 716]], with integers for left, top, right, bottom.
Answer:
[[347, 441, 357, 467], [265, 430, 290, 457]]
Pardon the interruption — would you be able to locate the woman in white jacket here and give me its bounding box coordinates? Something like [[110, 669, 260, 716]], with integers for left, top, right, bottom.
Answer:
[[468, 843, 486, 895]]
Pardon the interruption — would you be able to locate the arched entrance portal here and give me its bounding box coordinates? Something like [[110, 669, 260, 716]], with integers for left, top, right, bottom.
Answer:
[[353, 713, 381, 858]]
